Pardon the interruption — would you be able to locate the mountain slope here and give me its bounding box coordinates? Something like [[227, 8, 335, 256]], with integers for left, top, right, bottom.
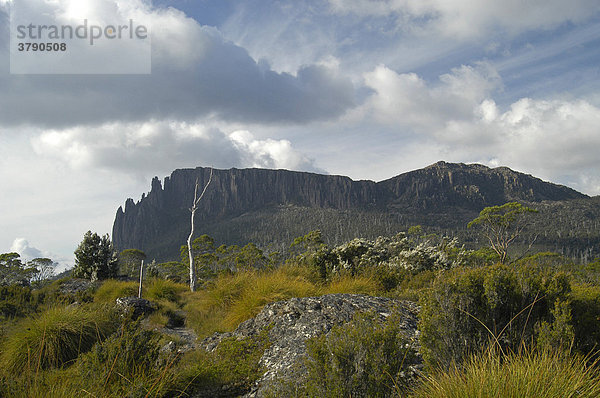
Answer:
[[112, 162, 594, 262]]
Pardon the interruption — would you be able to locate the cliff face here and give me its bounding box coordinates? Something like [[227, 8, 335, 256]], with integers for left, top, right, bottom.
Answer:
[[112, 162, 588, 261], [380, 161, 585, 210]]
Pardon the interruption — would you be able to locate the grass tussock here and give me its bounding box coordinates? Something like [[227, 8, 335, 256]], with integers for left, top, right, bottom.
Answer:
[[412, 349, 600, 398], [144, 278, 187, 303], [323, 274, 380, 295], [93, 280, 137, 303], [0, 305, 117, 375], [185, 266, 319, 337]]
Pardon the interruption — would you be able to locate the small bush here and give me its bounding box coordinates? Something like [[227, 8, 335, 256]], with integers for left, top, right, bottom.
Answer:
[[570, 283, 600, 353], [176, 330, 269, 396], [0, 305, 117, 374], [412, 348, 600, 398], [273, 311, 418, 397], [0, 285, 38, 319], [73, 320, 175, 397], [418, 264, 572, 369]]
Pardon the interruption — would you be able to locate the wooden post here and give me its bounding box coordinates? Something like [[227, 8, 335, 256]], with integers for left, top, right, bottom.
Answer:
[[138, 260, 144, 298]]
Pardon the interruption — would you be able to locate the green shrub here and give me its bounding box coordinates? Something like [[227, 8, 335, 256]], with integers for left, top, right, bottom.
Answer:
[[418, 264, 572, 369], [570, 283, 600, 353], [536, 299, 575, 351], [73, 320, 175, 397], [0, 285, 38, 319], [273, 311, 417, 397], [412, 348, 600, 398], [0, 305, 117, 374], [175, 330, 269, 396]]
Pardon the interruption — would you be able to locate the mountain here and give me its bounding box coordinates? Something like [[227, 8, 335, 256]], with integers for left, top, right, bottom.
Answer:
[[112, 161, 598, 262]]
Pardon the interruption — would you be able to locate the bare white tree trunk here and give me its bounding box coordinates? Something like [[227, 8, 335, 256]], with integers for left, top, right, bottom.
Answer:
[[188, 168, 213, 292]]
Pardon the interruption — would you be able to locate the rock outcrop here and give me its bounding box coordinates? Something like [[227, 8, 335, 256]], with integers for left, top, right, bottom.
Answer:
[[115, 296, 158, 319], [200, 294, 420, 397], [112, 162, 589, 261]]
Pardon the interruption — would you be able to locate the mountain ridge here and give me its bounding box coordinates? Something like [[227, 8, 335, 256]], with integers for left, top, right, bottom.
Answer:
[[112, 162, 594, 262]]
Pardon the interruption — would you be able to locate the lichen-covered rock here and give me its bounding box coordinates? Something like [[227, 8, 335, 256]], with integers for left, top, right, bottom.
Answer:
[[115, 296, 158, 319], [59, 278, 97, 295], [200, 294, 420, 397]]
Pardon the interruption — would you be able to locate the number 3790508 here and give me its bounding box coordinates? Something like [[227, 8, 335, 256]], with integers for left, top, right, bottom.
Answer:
[[17, 42, 67, 51]]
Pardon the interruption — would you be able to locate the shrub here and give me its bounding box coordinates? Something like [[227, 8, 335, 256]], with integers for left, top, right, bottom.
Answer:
[[175, 330, 269, 396], [569, 283, 600, 353], [0, 305, 117, 374], [412, 348, 600, 398], [273, 311, 418, 397], [73, 231, 118, 281], [0, 285, 38, 319], [418, 264, 572, 369], [73, 320, 175, 397]]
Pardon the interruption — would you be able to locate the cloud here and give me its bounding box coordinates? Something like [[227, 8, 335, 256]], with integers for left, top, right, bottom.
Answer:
[[10, 238, 73, 273], [229, 130, 322, 171], [30, 121, 322, 175], [361, 62, 501, 133], [10, 238, 43, 259], [327, 0, 600, 39], [360, 63, 600, 195], [0, 0, 355, 127]]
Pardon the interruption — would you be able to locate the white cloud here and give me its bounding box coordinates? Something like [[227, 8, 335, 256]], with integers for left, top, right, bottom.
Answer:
[[328, 0, 600, 39], [362, 62, 501, 132], [229, 130, 320, 171], [9, 238, 72, 272], [360, 63, 600, 195], [30, 121, 322, 175], [10, 238, 43, 259]]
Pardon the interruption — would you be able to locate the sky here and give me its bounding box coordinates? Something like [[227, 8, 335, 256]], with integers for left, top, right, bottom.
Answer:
[[1, 0, 600, 270]]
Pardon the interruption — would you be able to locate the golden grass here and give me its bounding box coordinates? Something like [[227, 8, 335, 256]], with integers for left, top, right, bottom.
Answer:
[[93, 280, 137, 304], [411, 348, 600, 398], [183, 265, 386, 338], [0, 305, 116, 375], [323, 274, 380, 295]]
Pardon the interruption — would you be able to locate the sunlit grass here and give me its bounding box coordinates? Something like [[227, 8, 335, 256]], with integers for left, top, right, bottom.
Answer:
[[185, 266, 318, 337], [0, 305, 116, 375], [144, 278, 187, 303], [411, 348, 600, 398], [93, 280, 137, 304], [323, 274, 380, 295]]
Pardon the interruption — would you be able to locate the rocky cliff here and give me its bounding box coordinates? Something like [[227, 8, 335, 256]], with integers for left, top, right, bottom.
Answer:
[[112, 162, 589, 261]]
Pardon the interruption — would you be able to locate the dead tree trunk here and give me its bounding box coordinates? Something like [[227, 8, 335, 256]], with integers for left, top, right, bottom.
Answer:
[[188, 168, 213, 292]]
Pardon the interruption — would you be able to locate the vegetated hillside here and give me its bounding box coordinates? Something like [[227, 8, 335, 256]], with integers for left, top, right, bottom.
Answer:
[[112, 161, 599, 262]]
